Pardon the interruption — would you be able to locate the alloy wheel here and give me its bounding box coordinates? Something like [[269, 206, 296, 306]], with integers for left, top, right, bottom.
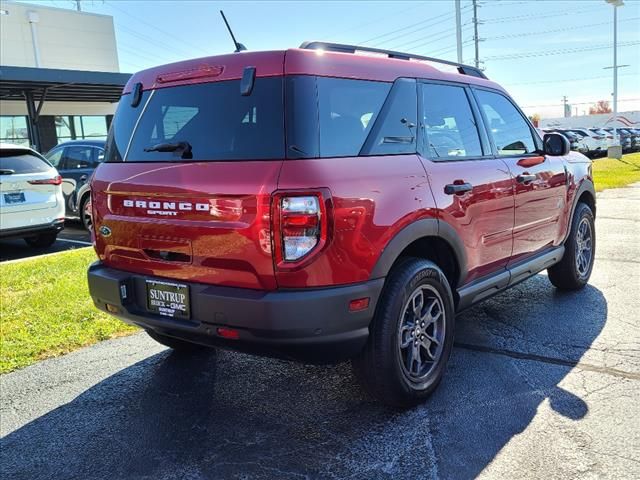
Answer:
[[397, 285, 446, 382]]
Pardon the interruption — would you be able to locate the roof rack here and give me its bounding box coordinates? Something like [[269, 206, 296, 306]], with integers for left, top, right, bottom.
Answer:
[[299, 41, 488, 80]]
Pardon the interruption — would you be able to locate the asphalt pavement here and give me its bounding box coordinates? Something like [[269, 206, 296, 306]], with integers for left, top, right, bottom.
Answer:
[[0, 221, 91, 262], [1, 184, 639, 479]]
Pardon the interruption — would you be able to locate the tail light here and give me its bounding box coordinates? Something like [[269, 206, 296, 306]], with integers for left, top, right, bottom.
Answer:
[[272, 191, 330, 266], [28, 175, 62, 185]]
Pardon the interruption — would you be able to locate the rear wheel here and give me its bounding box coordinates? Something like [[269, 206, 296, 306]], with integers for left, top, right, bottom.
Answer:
[[80, 194, 92, 231], [548, 202, 595, 290], [24, 232, 58, 248], [352, 258, 455, 408], [146, 330, 212, 353]]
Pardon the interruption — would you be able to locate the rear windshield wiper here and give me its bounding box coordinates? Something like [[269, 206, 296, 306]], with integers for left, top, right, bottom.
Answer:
[[144, 141, 193, 159], [0, 169, 15, 175]]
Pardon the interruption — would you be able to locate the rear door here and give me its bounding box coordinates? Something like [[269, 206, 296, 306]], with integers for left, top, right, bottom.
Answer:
[[418, 81, 514, 284], [472, 88, 568, 264], [92, 75, 285, 290], [59, 145, 96, 210]]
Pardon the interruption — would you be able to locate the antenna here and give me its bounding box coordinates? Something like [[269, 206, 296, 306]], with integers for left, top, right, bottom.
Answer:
[[220, 10, 247, 53]]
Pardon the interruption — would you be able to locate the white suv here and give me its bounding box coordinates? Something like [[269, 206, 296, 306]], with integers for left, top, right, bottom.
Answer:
[[0, 143, 65, 247], [564, 128, 608, 158]]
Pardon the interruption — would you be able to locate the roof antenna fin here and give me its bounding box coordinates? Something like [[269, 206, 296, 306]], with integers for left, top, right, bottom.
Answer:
[[220, 10, 247, 53]]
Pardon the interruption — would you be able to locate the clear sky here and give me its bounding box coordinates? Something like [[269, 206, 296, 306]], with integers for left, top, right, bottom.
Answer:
[[14, 0, 640, 118]]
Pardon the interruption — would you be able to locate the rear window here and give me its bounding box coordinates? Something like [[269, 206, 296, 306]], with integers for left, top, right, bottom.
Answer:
[[106, 75, 412, 162], [0, 150, 51, 174], [108, 78, 284, 162]]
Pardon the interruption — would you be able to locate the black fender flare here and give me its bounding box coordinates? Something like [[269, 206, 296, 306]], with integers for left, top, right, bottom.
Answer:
[[565, 178, 596, 242], [369, 218, 468, 287]]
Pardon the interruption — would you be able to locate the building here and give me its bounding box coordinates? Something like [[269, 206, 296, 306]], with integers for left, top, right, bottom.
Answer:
[[540, 111, 640, 129], [0, 1, 130, 151]]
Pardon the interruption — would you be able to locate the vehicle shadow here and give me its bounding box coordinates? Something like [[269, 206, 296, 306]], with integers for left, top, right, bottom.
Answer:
[[0, 275, 607, 479]]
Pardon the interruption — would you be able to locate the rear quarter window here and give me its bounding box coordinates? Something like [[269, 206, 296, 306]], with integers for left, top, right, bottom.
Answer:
[[0, 151, 51, 174]]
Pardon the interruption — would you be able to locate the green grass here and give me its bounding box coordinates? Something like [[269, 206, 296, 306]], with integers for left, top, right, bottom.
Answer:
[[592, 152, 640, 192], [0, 248, 137, 374]]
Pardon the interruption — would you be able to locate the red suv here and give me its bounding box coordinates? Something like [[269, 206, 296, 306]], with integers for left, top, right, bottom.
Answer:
[[88, 42, 596, 406]]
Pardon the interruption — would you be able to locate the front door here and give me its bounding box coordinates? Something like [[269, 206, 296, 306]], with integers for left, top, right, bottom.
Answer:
[[418, 82, 515, 285], [473, 88, 568, 263]]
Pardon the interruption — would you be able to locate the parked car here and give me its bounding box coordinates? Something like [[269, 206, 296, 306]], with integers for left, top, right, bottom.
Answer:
[[0, 143, 65, 247], [544, 129, 586, 154], [603, 128, 639, 152], [562, 128, 607, 158], [88, 42, 596, 407], [44, 139, 105, 230]]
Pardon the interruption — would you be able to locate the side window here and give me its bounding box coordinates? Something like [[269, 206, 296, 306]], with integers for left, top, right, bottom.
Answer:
[[317, 77, 391, 157], [364, 79, 418, 155], [45, 148, 64, 168], [475, 90, 536, 156], [63, 146, 94, 169], [421, 83, 483, 159]]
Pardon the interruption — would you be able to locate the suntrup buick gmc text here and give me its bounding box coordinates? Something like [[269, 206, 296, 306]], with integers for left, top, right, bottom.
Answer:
[[88, 42, 595, 406]]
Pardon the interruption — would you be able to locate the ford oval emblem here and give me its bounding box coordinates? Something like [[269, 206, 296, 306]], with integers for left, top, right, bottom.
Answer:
[[99, 225, 112, 237]]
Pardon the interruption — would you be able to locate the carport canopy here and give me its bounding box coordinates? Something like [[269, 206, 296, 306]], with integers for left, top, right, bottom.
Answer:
[[0, 65, 131, 151]]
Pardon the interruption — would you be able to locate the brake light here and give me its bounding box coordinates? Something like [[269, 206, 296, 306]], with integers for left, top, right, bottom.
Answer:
[[272, 192, 330, 265], [28, 175, 62, 185]]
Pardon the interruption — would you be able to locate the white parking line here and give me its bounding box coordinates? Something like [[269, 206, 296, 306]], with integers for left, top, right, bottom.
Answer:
[[56, 238, 92, 246]]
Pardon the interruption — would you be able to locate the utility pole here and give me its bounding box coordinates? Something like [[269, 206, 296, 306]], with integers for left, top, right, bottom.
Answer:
[[455, 0, 463, 63], [562, 96, 570, 118], [74, 1, 81, 11], [472, 0, 480, 68]]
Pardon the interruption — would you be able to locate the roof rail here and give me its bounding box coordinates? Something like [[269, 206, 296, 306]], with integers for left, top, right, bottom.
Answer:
[[299, 41, 488, 80]]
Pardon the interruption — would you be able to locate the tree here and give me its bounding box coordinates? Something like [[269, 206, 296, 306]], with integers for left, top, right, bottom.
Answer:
[[589, 100, 612, 115], [528, 113, 541, 127]]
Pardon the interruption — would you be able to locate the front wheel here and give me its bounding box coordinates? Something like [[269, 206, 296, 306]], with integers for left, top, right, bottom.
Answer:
[[548, 202, 595, 290], [352, 258, 455, 408], [24, 232, 58, 248]]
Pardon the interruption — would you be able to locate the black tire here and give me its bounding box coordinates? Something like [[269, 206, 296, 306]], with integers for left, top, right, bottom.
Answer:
[[80, 194, 92, 231], [24, 232, 58, 248], [352, 258, 455, 408], [548, 202, 595, 290], [147, 330, 212, 353]]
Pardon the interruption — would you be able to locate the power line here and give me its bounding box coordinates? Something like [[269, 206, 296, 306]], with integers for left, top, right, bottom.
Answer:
[[484, 6, 601, 24], [504, 72, 638, 87], [485, 41, 640, 61], [485, 17, 640, 41], [105, 1, 209, 55], [358, 10, 456, 45]]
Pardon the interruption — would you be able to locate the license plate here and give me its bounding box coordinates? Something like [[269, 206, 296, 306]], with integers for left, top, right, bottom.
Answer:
[[146, 280, 190, 320], [4, 192, 25, 204]]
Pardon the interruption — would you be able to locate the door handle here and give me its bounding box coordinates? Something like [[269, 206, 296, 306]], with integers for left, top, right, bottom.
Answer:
[[444, 182, 473, 195], [516, 173, 537, 184]]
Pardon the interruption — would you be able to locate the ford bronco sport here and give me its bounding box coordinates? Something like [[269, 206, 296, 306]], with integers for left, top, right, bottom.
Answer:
[[88, 42, 596, 407]]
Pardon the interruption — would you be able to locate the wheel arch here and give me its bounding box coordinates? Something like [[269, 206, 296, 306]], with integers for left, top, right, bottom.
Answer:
[[566, 178, 596, 242], [370, 219, 467, 289]]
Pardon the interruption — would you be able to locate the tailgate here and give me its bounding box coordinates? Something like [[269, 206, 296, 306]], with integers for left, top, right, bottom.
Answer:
[[92, 161, 281, 290]]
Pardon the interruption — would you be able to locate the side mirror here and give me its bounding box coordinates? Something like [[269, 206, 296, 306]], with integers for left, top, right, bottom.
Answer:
[[543, 133, 570, 156]]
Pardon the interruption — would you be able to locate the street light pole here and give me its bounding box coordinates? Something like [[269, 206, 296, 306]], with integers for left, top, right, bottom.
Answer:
[[613, 3, 618, 144], [605, 0, 624, 158]]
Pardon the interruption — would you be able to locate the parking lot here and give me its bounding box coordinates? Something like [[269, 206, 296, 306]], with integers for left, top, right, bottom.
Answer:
[[1, 184, 638, 479], [0, 222, 91, 263]]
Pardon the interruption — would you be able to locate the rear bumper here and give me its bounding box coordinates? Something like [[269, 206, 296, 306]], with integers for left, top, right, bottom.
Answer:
[[87, 262, 384, 363], [0, 219, 64, 240]]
